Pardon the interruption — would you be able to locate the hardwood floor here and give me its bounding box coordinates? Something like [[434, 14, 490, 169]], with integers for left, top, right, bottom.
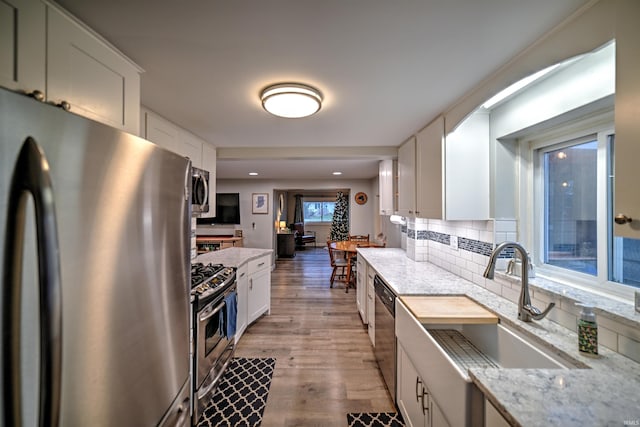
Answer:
[[235, 247, 395, 426]]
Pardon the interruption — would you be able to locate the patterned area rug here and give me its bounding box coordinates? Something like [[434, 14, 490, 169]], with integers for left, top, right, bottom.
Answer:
[[347, 412, 405, 427], [197, 357, 276, 427]]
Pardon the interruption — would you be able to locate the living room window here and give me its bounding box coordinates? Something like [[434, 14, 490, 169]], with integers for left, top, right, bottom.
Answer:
[[303, 201, 335, 223]]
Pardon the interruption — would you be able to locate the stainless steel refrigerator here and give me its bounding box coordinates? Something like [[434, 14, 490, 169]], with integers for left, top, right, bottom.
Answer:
[[0, 87, 192, 427]]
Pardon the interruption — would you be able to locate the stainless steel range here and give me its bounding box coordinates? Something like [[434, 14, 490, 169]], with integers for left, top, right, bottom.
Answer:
[[190, 263, 237, 425]]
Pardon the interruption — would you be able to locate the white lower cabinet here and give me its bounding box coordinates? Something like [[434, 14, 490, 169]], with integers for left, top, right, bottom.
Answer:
[[366, 269, 375, 345], [235, 263, 248, 343], [484, 399, 510, 427], [356, 257, 367, 324], [247, 255, 271, 324], [397, 343, 449, 427]]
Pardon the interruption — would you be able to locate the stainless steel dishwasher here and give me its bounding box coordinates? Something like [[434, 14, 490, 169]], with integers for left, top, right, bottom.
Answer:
[[374, 274, 396, 403]]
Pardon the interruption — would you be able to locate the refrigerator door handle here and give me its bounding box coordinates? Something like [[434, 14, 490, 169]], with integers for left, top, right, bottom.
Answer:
[[2, 137, 62, 427]]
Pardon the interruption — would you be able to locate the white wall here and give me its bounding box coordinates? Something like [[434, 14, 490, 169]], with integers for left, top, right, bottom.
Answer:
[[207, 178, 377, 250]]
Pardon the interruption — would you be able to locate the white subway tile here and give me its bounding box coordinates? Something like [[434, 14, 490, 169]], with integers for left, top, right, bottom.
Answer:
[[598, 325, 618, 352], [618, 335, 640, 363]]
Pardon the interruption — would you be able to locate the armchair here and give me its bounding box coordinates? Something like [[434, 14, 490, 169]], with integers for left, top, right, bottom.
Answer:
[[292, 222, 317, 248]]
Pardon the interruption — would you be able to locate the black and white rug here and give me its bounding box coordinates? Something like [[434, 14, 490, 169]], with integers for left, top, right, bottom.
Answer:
[[347, 412, 405, 427], [197, 357, 276, 427]]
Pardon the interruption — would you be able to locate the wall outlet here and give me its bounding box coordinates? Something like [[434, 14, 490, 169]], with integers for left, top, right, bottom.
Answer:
[[450, 235, 459, 251], [635, 291, 640, 313]]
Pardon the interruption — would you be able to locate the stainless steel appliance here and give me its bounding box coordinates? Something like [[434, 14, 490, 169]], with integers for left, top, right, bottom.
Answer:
[[0, 88, 192, 427], [191, 167, 210, 214], [374, 274, 396, 403], [190, 263, 237, 425]]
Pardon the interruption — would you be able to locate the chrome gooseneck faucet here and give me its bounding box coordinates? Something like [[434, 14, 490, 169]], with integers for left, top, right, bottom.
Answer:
[[483, 241, 555, 322]]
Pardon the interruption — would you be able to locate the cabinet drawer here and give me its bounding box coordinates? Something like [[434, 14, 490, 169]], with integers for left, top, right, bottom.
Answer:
[[248, 255, 269, 274]]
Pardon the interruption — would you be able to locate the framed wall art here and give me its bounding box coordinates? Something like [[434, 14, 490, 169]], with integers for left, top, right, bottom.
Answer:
[[252, 193, 269, 214]]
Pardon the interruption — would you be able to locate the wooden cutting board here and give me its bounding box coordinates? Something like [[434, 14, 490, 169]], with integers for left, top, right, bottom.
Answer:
[[399, 295, 498, 324]]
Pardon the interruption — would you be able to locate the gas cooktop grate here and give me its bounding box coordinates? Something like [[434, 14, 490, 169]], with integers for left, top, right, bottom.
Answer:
[[427, 329, 499, 371]]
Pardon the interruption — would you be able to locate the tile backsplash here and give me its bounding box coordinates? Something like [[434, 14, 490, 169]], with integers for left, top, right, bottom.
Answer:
[[402, 216, 640, 363]]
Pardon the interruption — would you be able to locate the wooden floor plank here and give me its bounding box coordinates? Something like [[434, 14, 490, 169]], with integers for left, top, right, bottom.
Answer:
[[235, 247, 395, 426]]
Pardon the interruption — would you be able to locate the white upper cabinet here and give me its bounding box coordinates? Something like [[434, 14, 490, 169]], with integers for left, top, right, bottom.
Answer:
[[0, 0, 46, 96], [142, 110, 181, 154], [401, 113, 489, 221], [444, 111, 490, 220], [1, 0, 142, 134], [46, 4, 141, 134], [397, 136, 416, 216], [141, 109, 218, 215], [613, 0, 640, 239], [415, 116, 444, 219], [379, 159, 396, 215], [179, 129, 203, 169]]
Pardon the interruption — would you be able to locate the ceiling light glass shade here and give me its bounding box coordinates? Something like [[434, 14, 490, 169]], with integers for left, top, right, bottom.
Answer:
[[261, 83, 322, 118]]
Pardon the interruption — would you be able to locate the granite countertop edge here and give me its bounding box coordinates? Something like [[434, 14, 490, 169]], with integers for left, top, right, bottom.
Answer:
[[357, 247, 640, 426], [194, 247, 273, 268]]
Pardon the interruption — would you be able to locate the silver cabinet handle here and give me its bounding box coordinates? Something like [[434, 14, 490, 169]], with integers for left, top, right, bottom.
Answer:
[[57, 101, 71, 111], [249, 278, 253, 290], [415, 377, 422, 402], [240, 272, 246, 278], [258, 262, 265, 267], [29, 90, 45, 102], [421, 388, 429, 415]]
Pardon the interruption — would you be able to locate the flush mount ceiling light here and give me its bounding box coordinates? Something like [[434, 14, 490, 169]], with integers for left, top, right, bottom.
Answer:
[[261, 83, 322, 118]]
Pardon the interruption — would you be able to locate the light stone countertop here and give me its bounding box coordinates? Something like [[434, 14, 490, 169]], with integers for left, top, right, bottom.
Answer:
[[194, 247, 273, 268], [357, 247, 640, 427]]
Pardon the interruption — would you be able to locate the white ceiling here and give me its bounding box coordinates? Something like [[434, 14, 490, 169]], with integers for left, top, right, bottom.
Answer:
[[55, 0, 589, 180]]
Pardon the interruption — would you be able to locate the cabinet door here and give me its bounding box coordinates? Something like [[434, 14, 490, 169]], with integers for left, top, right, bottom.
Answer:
[[235, 264, 249, 343], [248, 268, 270, 324], [397, 136, 416, 216], [144, 111, 182, 154], [397, 344, 427, 427], [47, 5, 140, 134], [430, 397, 450, 427], [484, 399, 509, 427], [179, 129, 203, 169], [379, 159, 395, 215], [366, 270, 375, 345], [247, 255, 271, 324], [356, 258, 367, 324], [0, 0, 45, 95], [200, 143, 217, 218], [613, 0, 640, 239], [444, 111, 490, 220], [415, 116, 444, 219]]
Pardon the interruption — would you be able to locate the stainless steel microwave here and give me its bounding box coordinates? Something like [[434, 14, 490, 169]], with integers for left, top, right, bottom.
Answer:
[[191, 167, 209, 214]]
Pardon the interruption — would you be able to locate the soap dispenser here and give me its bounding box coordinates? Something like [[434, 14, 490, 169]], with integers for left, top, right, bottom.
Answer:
[[576, 304, 598, 356]]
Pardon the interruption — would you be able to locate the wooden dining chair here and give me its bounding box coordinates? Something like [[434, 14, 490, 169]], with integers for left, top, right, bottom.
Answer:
[[348, 234, 369, 243], [327, 241, 348, 288]]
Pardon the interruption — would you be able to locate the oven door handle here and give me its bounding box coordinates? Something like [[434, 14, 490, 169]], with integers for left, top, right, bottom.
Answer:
[[199, 299, 225, 322]]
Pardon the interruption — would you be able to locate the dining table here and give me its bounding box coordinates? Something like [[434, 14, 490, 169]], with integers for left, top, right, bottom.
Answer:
[[329, 240, 384, 290]]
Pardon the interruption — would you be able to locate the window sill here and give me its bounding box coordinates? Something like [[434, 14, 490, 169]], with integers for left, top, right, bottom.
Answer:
[[495, 271, 640, 330]]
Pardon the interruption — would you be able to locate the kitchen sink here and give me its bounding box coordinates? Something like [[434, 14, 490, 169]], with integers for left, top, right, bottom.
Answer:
[[425, 322, 580, 371], [395, 298, 587, 427], [416, 322, 585, 427]]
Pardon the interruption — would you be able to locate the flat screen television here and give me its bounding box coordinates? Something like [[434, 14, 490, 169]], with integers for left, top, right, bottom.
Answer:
[[196, 193, 241, 225]]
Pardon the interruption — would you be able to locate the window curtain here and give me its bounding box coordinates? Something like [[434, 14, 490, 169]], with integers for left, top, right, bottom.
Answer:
[[294, 194, 304, 223], [329, 191, 349, 241]]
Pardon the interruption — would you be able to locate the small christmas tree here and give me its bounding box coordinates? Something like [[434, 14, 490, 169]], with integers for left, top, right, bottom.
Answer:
[[329, 191, 349, 241]]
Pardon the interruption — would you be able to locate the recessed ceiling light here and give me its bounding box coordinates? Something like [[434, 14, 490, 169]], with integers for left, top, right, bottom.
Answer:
[[332, 171, 342, 175], [249, 172, 259, 176], [261, 83, 322, 118]]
